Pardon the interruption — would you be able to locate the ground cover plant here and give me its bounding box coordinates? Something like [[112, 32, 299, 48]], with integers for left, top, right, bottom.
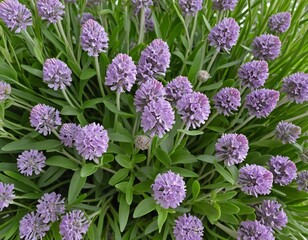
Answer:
[[0, 0, 307, 239]]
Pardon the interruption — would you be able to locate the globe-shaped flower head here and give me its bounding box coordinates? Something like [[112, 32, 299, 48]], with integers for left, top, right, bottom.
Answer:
[[132, 0, 153, 13], [19, 212, 50, 240], [275, 121, 301, 144], [237, 61, 269, 89], [17, 150, 46, 176], [30, 104, 62, 136], [237, 220, 274, 240], [0, 81, 11, 102], [37, 0, 64, 23], [43, 58, 72, 90], [81, 19, 108, 57], [173, 214, 204, 240], [165, 76, 193, 104], [297, 170, 308, 192], [37, 192, 65, 223], [252, 34, 281, 61], [179, 0, 203, 16], [212, 0, 238, 11], [176, 92, 211, 129], [60, 123, 81, 147], [245, 89, 280, 118], [60, 210, 89, 240], [208, 18, 240, 52], [268, 12, 291, 33], [213, 87, 241, 116], [238, 164, 273, 197], [105, 53, 137, 93], [152, 171, 186, 209], [0, 182, 14, 211], [0, 0, 32, 33], [281, 72, 308, 104]]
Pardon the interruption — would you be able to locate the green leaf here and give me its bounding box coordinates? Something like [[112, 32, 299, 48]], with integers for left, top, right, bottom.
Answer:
[[80, 68, 97, 80], [193, 201, 221, 224], [80, 164, 98, 177], [168, 167, 198, 177], [46, 155, 78, 170], [220, 202, 240, 215], [133, 197, 156, 218], [171, 150, 197, 164], [103, 99, 134, 118], [197, 155, 218, 163], [177, 129, 203, 136], [68, 170, 86, 205], [156, 206, 168, 233], [5, 171, 41, 192], [21, 65, 43, 78], [192, 180, 200, 199], [119, 194, 130, 232], [155, 148, 171, 167], [220, 213, 238, 224], [115, 154, 132, 169], [2, 139, 61, 151], [61, 106, 81, 116], [214, 161, 235, 184], [215, 191, 237, 202], [109, 168, 129, 186]]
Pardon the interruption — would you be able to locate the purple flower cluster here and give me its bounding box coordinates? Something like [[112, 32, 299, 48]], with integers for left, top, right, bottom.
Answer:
[[252, 34, 281, 61], [60, 123, 81, 147], [281, 72, 308, 104], [208, 18, 240, 51], [215, 133, 249, 166], [165, 76, 193, 104], [0, 81, 11, 101], [0, 0, 32, 33], [212, 0, 238, 11], [152, 171, 186, 209], [237, 61, 269, 89], [237, 220, 274, 240], [17, 150, 46, 176], [238, 164, 273, 197], [297, 170, 308, 192], [268, 12, 291, 33], [173, 214, 204, 240], [30, 104, 62, 136], [105, 53, 137, 93], [0, 182, 14, 211], [19, 212, 50, 240], [37, 0, 65, 23], [275, 121, 301, 144], [179, 0, 203, 16], [60, 210, 89, 240], [213, 87, 241, 116], [37, 192, 65, 223]]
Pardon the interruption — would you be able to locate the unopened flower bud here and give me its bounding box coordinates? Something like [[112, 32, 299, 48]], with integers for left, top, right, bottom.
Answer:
[[197, 70, 211, 82], [135, 135, 151, 150]]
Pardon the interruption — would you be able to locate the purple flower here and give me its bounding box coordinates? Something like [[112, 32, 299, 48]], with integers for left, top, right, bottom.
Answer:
[[237, 220, 274, 240], [136, 39, 171, 84], [17, 150, 46, 176], [179, 0, 203, 16], [80, 12, 95, 25], [297, 170, 308, 191], [132, 0, 153, 13], [256, 200, 288, 230], [238, 164, 273, 197], [0, 182, 14, 211], [152, 171, 186, 209], [215, 133, 249, 166], [141, 99, 175, 138], [0, 0, 32, 33], [245, 89, 280, 118], [134, 79, 165, 112], [30, 104, 62, 136], [268, 155, 297, 186], [176, 92, 211, 129], [212, 0, 238, 11], [37, 192, 65, 223], [213, 87, 241, 116], [0, 81, 11, 101], [105, 53, 137, 93], [19, 212, 50, 240], [252, 34, 281, 61], [275, 121, 301, 144], [37, 0, 64, 23], [281, 72, 308, 104], [60, 210, 89, 240], [81, 19, 108, 57], [173, 214, 204, 240], [165, 76, 193, 104], [268, 12, 291, 33], [60, 123, 81, 147], [74, 123, 109, 161], [43, 58, 72, 90], [237, 61, 269, 89], [208, 18, 240, 51]]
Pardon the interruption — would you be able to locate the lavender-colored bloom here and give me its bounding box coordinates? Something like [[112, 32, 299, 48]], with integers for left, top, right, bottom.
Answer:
[[60, 123, 81, 147], [141, 99, 175, 138], [256, 200, 288, 230], [132, 0, 153, 13], [19, 212, 50, 240], [0, 0, 32, 33], [134, 79, 165, 112], [173, 214, 204, 240], [152, 171, 186, 209], [165, 76, 193, 104], [245, 89, 280, 118], [37, 0, 64, 23], [80, 12, 94, 25], [176, 92, 211, 129], [43, 58, 72, 90], [136, 39, 171, 84], [212, 0, 238, 11], [213, 87, 241, 116], [179, 0, 203, 16], [268, 12, 291, 33], [105, 53, 137, 93], [208, 18, 240, 51], [30, 104, 62, 136], [252, 34, 281, 61], [0, 182, 14, 211], [238, 164, 273, 197], [60, 210, 89, 240], [37, 192, 65, 223], [216, 133, 249, 166], [80, 19, 108, 57], [0, 81, 11, 101], [297, 170, 308, 192], [74, 123, 109, 161], [17, 150, 46, 176], [268, 155, 297, 186], [237, 220, 274, 240], [275, 121, 301, 144], [281, 72, 308, 104], [238, 61, 269, 89]]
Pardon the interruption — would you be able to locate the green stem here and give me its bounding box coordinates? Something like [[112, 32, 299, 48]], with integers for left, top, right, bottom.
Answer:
[[199, 112, 219, 131], [146, 138, 152, 166], [11, 102, 31, 111], [215, 222, 237, 239], [12, 201, 32, 210], [132, 113, 140, 136], [114, 92, 121, 130], [229, 104, 245, 129], [62, 88, 75, 108], [94, 56, 105, 97], [66, 89, 81, 108], [230, 116, 254, 133], [172, 124, 189, 154], [138, 8, 145, 45]]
